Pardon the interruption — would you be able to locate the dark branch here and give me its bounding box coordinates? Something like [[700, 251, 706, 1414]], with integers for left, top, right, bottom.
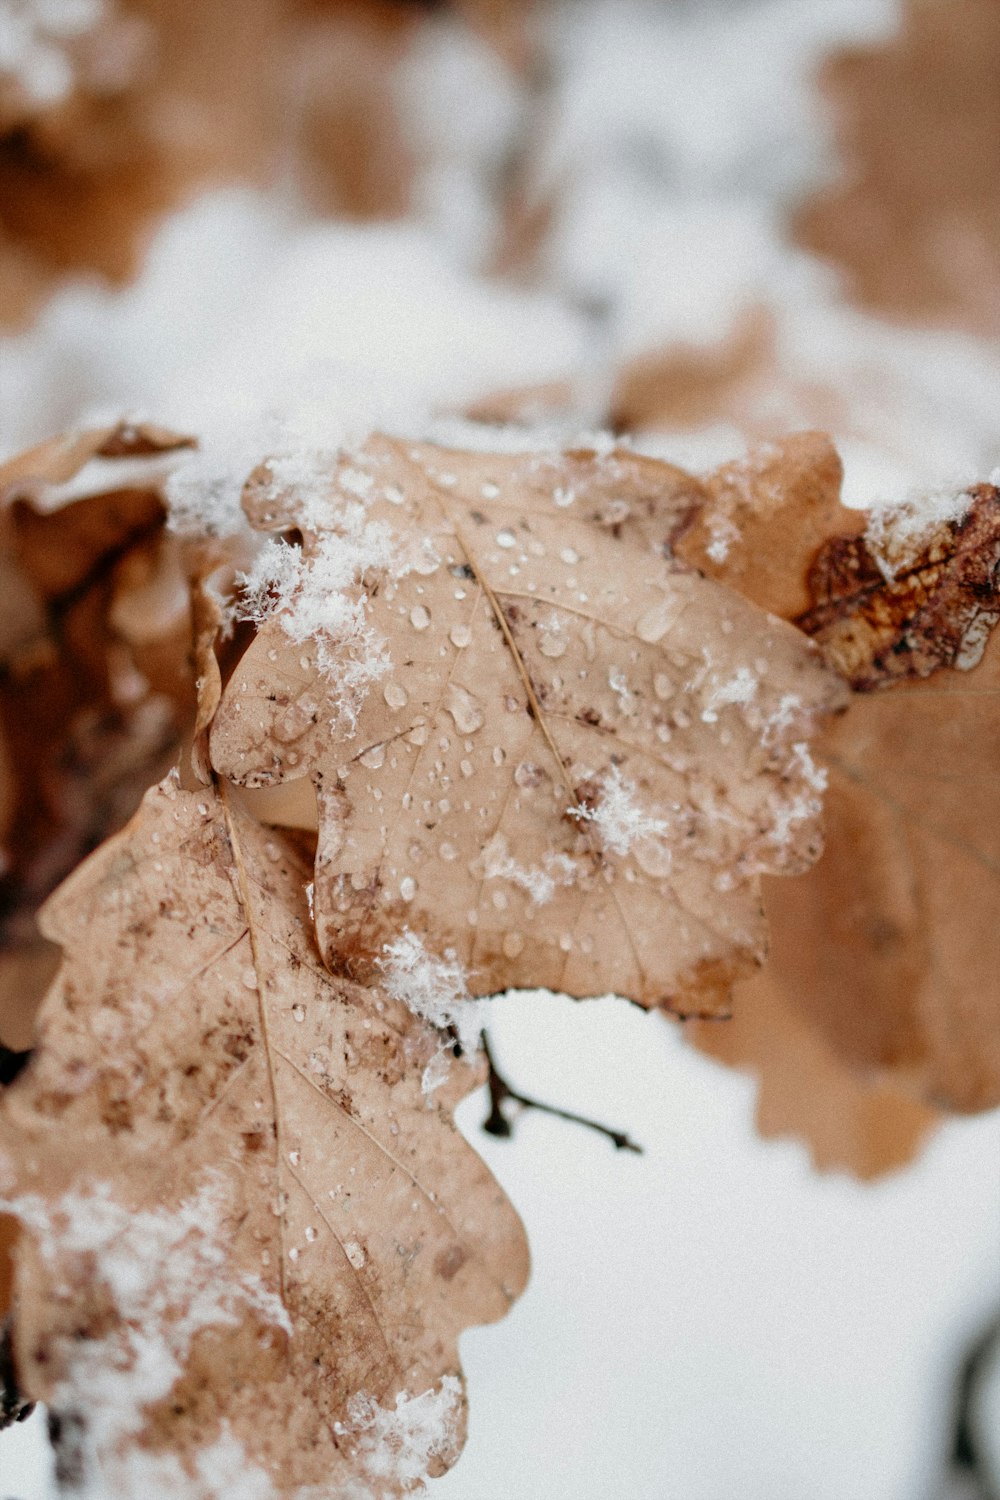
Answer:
[[951, 1310, 1000, 1499], [480, 1030, 643, 1154], [0, 1045, 31, 1088], [0, 1317, 34, 1430]]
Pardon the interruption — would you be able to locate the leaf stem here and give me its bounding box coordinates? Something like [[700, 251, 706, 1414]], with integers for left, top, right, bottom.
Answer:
[[480, 1030, 643, 1154]]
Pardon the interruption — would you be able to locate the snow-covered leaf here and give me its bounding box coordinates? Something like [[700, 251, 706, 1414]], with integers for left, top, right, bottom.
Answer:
[[209, 435, 844, 1018]]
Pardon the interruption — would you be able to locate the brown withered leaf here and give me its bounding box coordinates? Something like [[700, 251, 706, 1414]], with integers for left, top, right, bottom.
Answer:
[[691, 966, 936, 1179], [0, 773, 527, 1494], [209, 435, 843, 1018], [795, 0, 1000, 337], [686, 448, 1000, 1116], [556, 430, 941, 1172], [783, 484, 1000, 1111], [0, 425, 196, 1041], [676, 441, 944, 1168], [675, 433, 860, 622]]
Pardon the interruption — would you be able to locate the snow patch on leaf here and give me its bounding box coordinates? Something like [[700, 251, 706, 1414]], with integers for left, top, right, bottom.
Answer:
[[339, 1375, 464, 1496], [237, 503, 396, 714], [768, 740, 828, 853], [110, 1429, 280, 1500], [164, 439, 258, 540], [573, 765, 671, 860], [378, 930, 483, 1080], [865, 484, 974, 581], [9, 1174, 289, 1495], [477, 832, 580, 906], [700, 665, 758, 722]]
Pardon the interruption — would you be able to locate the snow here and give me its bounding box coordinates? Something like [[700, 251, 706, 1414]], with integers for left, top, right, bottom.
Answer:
[[103, 1431, 280, 1500], [865, 485, 975, 582], [340, 1376, 463, 1495], [237, 505, 395, 706], [572, 764, 671, 860], [0, 0, 107, 107], [432, 992, 1000, 1500], [7, 1174, 290, 1500], [477, 832, 580, 907], [3, 0, 1000, 1495], [378, 929, 484, 1063]]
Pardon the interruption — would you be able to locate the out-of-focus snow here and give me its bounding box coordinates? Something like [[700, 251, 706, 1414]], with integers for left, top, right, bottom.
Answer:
[[0, 191, 592, 457], [432, 994, 1000, 1500]]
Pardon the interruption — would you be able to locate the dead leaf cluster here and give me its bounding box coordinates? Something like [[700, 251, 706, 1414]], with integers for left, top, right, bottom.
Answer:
[[0, 422, 999, 1493]]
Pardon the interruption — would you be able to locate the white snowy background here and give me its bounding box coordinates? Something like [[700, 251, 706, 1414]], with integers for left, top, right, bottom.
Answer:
[[2, 1, 999, 1497]]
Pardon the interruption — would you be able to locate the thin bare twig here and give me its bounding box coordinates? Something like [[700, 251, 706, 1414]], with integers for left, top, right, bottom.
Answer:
[[480, 1030, 643, 1154]]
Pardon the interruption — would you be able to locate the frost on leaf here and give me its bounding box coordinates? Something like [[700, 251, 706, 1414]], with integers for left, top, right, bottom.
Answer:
[[686, 456, 1000, 1124], [378, 931, 481, 1055], [236, 502, 396, 724], [210, 435, 844, 1020], [0, 775, 528, 1497]]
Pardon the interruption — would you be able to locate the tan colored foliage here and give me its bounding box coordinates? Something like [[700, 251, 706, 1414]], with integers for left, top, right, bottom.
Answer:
[[784, 487, 1000, 1111], [210, 436, 843, 1017], [687, 444, 1000, 1122], [691, 969, 937, 1180], [0, 775, 527, 1495], [0, 427, 195, 1029], [4, 414, 1000, 1492], [796, 0, 1000, 337]]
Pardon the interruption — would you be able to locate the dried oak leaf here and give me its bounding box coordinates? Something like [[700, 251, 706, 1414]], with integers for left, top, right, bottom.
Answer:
[[0, 773, 527, 1494], [685, 447, 1000, 1116], [429, 429, 936, 1174], [795, 0, 1000, 337], [691, 967, 936, 1179], [0, 424, 196, 1039], [209, 435, 843, 1017]]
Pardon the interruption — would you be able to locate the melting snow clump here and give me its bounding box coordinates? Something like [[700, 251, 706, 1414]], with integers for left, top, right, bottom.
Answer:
[[340, 1375, 464, 1495], [865, 484, 974, 581], [379, 930, 484, 1092], [237, 503, 396, 710]]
